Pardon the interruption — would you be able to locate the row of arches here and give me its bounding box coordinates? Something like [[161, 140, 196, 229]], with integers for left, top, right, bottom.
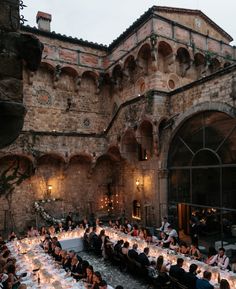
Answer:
[[28, 43, 234, 97]]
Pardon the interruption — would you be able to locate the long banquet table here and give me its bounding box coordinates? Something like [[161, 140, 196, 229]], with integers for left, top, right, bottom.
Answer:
[[7, 227, 236, 289]]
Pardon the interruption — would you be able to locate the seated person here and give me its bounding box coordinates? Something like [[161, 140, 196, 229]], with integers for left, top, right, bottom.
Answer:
[[169, 236, 179, 252], [169, 258, 185, 284], [70, 255, 83, 280], [184, 263, 198, 289], [82, 265, 94, 285], [179, 241, 190, 255], [147, 261, 158, 279], [209, 247, 230, 270], [189, 244, 201, 260], [196, 271, 214, 289], [137, 247, 150, 268], [128, 243, 139, 261]]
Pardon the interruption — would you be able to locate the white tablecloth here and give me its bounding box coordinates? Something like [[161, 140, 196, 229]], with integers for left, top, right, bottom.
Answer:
[[60, 237, 84, 252]]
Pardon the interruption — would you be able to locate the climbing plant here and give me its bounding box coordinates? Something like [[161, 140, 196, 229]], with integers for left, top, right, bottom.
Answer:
[[0, 155, 34, 232]]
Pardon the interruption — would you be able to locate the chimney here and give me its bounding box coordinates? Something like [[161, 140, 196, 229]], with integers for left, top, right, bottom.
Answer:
[[36, 11, 52, 32]]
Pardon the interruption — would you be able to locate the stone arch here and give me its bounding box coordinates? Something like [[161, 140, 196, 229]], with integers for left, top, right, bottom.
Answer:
[[35, 153, 66, 200], [137, 120, 154, 160], [0, 154, 34, 169], [61, 66, 79, 78], [107, 145, 122, 161], [123, 55, 137, 83], [57, 66, 79, 91], [80, 71, 99, 110], [136, 43, 152, 75], [209, 57, 221, 73], [121, 129, 139, 162], [68, 153, 92, 165], [194, 52, 206, 79], [158, 41, 173, 73], [36, 61, 54, 84], [162, 101, 236, 168], [112, 64, 123, 92], [176, 47, 191, 77], [36, 153, 66, 166]]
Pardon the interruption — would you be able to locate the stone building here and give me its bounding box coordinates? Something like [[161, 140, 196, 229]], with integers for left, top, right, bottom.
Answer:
[[1, 6, 236, 242]]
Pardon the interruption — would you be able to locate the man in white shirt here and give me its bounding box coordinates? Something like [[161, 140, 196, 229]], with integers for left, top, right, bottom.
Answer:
[[158, 217, 170, 233], [163, 225, 178, 245], [209, 247, 230, 270]]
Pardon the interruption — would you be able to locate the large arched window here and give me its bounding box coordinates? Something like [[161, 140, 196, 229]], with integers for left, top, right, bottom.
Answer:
[[168, 111, 236, 241], [168, 111, 236, 209]]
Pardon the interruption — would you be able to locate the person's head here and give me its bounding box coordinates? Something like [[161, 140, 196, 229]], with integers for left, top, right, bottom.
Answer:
[[189, 263, 198, 274], [71, 255, 78, 265], [133, 243, 138, 250], [7, 264, 16, 274], [86, 265, 93, 276], [167, 225, 172, 231], [2, 250, 10, 259], [115, 286, 124, 289], [100, 229, 105, 237], [160, 231, 166, 239], [52, 236, 58, 243], [144, 247, 149, 255], [93, 271, 102, 283], [203, 271, 212, 281], [69, 250, 75, 258], [220, 279, 230, 289], [163, 217, 168, 223], [177, 258, 184, 267], [99, 280, 107, 289], [218, 247, 226, 257], [123, 241, 129, 248], [191, 243, 197, 249]]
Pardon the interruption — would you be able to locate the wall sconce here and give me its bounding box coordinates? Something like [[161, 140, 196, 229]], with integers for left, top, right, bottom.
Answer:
[[47, 185, 52, 198], [136, 179, 144, 190]]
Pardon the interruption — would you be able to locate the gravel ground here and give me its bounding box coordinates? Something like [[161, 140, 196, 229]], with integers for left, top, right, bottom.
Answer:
[[79, 251, 148, 289]]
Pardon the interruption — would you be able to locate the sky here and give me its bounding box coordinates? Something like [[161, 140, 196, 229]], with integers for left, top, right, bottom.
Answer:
[[23, 0, 236, 46]]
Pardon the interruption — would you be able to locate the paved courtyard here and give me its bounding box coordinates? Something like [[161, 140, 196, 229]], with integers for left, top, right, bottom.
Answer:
[[79, 252, 147, 289]]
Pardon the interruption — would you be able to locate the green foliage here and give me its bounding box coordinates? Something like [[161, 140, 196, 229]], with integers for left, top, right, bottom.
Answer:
[[0, 156, 34, 199]]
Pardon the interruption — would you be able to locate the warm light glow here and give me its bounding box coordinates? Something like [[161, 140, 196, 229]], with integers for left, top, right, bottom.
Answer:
[[136, 179, 140, 186], [48, 185, 52, 191]]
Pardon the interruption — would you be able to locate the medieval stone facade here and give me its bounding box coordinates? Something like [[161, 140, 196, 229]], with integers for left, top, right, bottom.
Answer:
[[1, 6, 236, 234]]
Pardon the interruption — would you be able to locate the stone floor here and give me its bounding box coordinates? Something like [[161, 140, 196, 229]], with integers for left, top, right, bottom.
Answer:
[[79, 252, 148, 289]]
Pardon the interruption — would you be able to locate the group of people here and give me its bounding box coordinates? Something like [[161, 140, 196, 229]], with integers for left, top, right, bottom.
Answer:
[[40, 234, 123, 289], [0, 235, 26, 289], [1, 213, 235, 289], [81, 226, 232, 289]]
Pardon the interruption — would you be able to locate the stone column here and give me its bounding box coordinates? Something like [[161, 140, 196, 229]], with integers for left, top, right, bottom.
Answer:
[[158, 169, 169, 219], [0, 0, 43, 149]]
